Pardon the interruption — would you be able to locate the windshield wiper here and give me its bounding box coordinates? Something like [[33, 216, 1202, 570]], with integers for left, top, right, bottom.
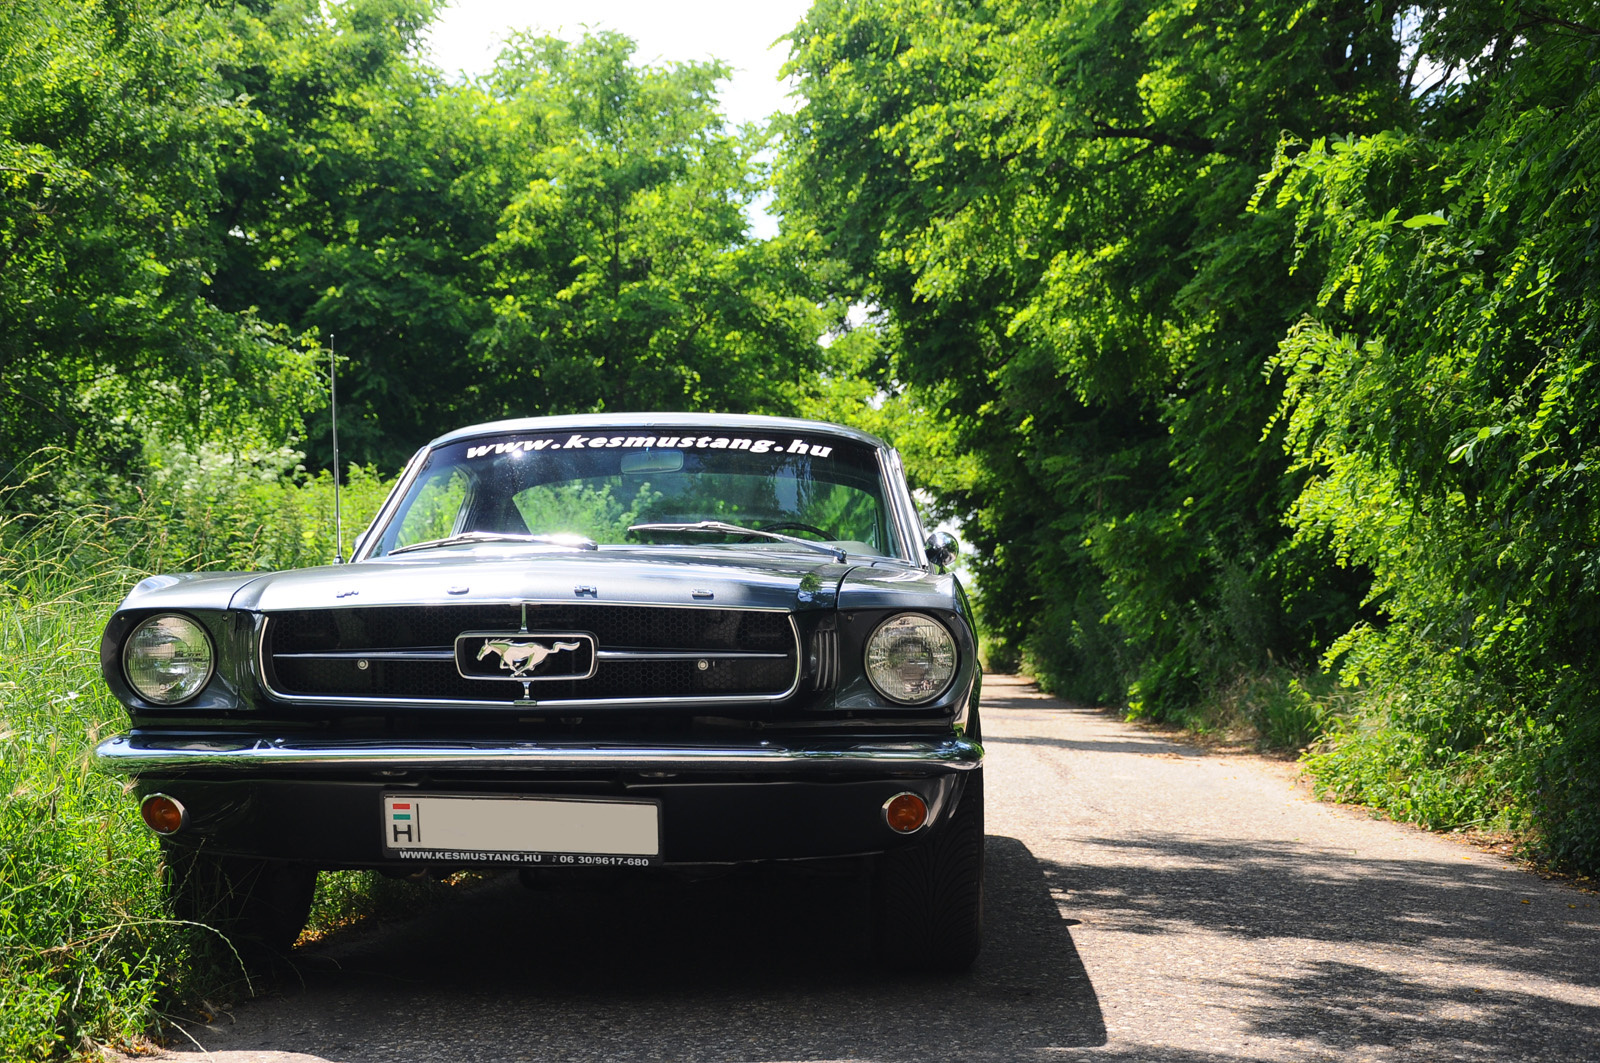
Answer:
[[628, 521, 847, 563], [386, 531, 598, 556]]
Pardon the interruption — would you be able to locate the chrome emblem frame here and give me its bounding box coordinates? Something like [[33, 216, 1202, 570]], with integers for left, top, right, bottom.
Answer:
[[454, 630, 598, 683]]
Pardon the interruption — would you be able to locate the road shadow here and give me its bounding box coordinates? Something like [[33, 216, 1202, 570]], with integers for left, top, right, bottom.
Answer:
[[1040, 834, 1600, 1061], [1232, 959, 1600, 1062], [1047, 833, 1600, 983], [981, 679, 1207, 757], [171, 835, 1103, 1062]]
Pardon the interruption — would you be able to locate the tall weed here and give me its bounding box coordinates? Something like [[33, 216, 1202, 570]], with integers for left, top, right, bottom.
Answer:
[[1, 508, 207, 1056], [0, 455, 395, 1058], [1122, 664, 1348, 752]]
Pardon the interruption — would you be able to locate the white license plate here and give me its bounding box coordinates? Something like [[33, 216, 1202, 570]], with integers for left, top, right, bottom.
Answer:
[[381, 794, 661, 866]]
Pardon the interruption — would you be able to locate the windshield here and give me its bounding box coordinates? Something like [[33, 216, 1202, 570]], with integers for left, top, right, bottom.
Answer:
[[369, 428, 905, 560]]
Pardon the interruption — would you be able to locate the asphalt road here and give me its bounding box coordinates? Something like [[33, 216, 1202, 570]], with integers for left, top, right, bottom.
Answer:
[[143, 675, 1600, 1062]]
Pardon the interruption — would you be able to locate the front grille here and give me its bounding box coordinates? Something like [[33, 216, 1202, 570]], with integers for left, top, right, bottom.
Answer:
[[261, 604, 799, 705]]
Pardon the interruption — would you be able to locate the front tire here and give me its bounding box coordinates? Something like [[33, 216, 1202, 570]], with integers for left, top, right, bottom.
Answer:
[[162, 844, 316, 955], [871, 769, 984, 973]]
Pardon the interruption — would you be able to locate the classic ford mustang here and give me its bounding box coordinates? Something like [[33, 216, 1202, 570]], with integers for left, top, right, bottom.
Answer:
[[95, 414, 984, 970]]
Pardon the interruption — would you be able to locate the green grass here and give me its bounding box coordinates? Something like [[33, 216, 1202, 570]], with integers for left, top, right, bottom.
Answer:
[[0, 468, 407, 1059], [1, 508, 201, 1058]]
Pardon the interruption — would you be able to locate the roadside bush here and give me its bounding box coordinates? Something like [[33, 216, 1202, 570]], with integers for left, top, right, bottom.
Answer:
[[1257, 12, 1600, 868], [50, 436, 394, 571], [1299, 625, 1562, 837], [1124, 664, 1346, 752]]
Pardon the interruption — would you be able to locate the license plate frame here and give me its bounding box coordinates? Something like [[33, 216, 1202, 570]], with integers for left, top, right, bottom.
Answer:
[[381, 793, 662, 867]]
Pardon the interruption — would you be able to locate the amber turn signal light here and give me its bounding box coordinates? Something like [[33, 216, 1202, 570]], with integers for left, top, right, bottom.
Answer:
[[140, 793, 188, 835], [883, 791, 929, 834]]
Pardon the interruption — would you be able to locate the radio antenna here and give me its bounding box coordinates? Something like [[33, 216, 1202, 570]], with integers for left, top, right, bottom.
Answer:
[[331, 334, 343, 564]]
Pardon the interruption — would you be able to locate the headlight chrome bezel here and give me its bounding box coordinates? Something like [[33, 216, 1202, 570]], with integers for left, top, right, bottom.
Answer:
[[864, 611, 959, 705], [122, 612, 215, 706]]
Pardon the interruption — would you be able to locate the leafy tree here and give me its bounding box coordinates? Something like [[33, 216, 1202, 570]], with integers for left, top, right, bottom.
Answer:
[[211, 11, 829, 469], [785, 0, 1600, 870], [0, 0, 323, 485], [471, 33, 828, 430], [205, 0, 494, 468], [780, 0, 1403, 703]]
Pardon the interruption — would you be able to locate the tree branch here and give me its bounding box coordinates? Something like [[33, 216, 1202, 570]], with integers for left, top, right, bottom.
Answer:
[[1088, 121, 1216, 154], [1516, 11, 1600, 37]]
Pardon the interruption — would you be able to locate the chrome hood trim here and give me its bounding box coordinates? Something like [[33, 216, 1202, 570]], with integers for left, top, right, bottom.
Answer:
[[228, 551, 866, 613]]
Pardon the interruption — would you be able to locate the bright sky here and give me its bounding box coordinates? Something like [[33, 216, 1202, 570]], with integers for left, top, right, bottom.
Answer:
[[423, 0, 814, 130]]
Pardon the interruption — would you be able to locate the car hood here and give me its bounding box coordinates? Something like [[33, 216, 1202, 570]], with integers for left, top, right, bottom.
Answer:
[[190, 547, 919, 614]]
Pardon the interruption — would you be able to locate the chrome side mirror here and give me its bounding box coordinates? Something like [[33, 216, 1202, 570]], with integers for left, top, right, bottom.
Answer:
[[924, 531, 959, 571]]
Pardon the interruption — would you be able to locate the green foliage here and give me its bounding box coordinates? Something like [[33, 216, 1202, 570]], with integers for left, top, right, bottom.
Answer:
[[0, 0, 327, 478], [1256, 5, 1600, 866], [784, 0, 1600, 870], [208, 14, 832, 469], [0, 464, 406, 1057], [780, 0, 1399, 707], [1299, 629, 1554, 833], [0, 506, 220, 1058], [1154, 666, 1348, 751], [4, 0, 833, 479], [472, 34, 828, 429], [205, 0, 501, 467], [119, 438, 392, 570]]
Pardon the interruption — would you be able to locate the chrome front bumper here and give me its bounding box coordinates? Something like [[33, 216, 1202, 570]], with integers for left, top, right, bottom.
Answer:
[[93, 734, 983, 775]]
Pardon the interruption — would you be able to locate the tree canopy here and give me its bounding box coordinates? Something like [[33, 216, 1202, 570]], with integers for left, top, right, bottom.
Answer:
[[1, 0, 834, 480], [781, 0, 1408, 704], [0, 0, 325, 478]]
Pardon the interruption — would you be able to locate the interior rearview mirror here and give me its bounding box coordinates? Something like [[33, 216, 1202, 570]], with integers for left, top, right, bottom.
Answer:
[[621, 449, 685, 475]]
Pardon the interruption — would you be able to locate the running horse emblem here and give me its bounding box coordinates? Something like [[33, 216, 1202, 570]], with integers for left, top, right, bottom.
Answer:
[[477, 638, 583, 678]]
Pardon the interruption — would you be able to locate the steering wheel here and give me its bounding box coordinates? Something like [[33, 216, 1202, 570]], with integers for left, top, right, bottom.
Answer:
[[758, 520, 837, 541]]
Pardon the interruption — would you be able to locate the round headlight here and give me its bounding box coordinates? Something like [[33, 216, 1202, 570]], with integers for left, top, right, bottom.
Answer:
[[864, 612, 958, 705], [123, 614, 214, 705]]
